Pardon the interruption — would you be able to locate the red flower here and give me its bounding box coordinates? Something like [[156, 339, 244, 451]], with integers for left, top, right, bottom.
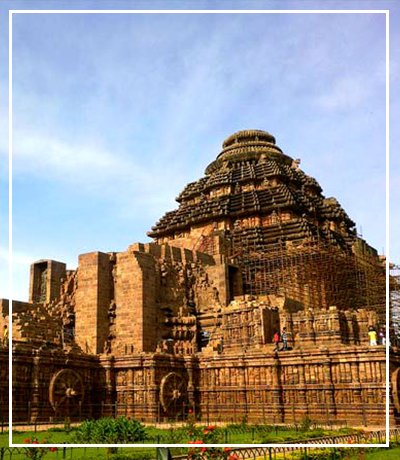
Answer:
[[224, 447, 231, 452], [50, 447, 58, 452], [24, 439, 30, 444], [193, 440, 204, 444], [207, 425, 215, 431], [203, 429, 210, 435], [33, 441, 39, 445], [200, 447, 207, 452]]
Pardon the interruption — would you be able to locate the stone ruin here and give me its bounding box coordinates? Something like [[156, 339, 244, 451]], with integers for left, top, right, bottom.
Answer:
[[0, 129, 396, 426]]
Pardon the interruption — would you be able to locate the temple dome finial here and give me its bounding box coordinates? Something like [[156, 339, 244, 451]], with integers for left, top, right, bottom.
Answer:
[[205, 129, 290, 175], [222, 129, 276, 149]]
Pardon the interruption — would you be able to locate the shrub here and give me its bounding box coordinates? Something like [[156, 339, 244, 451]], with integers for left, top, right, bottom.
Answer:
[[285, 448, 346, 460], [299, 415, 313, 432], [71, 417, 146, 444], [109, 453, 155, 460], [23, 436, 57, 460], [187, 446, 237, 460], [168, 422, 225, 444]]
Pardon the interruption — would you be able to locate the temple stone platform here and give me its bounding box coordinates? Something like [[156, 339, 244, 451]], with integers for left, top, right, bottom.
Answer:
[[1, 130, 393, 427]]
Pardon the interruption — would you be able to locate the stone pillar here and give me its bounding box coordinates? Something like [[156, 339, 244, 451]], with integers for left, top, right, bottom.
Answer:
[[322, 357, 335, 420], [30, 352, 40, 422], [297, 357, 307, 421], [125, 369, 134, 418], [104, 357, 115, 417], [272, 356, 283, 423], [185, 357, 195, 410], [205, 263, 230, 306], [29, 260, 66, 304], [115, 248, 157, 352], [237, 357, 247, 419], [148, 361, 158, 423], [351, 360, 363, 424], [75, 252, 112, 354], [0, 299, 9, 317]]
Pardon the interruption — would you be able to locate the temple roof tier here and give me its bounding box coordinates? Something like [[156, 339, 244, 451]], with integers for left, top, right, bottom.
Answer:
[[148, 130, 357, 254]]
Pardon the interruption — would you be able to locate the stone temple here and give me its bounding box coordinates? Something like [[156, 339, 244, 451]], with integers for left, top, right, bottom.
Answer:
[[0, 129, 396, 427]]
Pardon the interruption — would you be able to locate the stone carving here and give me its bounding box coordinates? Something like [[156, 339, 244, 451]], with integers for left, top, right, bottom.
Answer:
[[2, 129, 391, 426], [39, 268, 47, 303], [49, 369, 84, 416], [160, 372, 188, 414]]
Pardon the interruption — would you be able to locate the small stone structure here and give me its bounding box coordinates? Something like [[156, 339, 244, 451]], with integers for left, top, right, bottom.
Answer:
[[0, 129, 395, 426]]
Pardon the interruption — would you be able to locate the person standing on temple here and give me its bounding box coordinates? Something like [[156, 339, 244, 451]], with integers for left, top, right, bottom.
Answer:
[[379, 328, 386, 345], [2, 324, 8, 347], [280, 327, 288, 351], [273, 330, 280, 352], [368, 326, 378, 346]]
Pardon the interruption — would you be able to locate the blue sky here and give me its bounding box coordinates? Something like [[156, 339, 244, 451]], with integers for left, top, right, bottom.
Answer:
[[0, 0, 398, 301]]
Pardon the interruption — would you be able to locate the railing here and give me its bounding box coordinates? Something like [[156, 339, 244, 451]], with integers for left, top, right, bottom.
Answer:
[[5, 414, 354, 445], [0, 446, 156, 460], [10, 403, 191, 427], [8, 401, 355, 430], [171, 428, 398, 460], [0, 429, 398, 460]]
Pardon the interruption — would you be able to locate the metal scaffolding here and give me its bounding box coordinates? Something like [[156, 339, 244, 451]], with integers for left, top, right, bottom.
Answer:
[[229, 237, 386, 319], [390, 264, 400, 345]]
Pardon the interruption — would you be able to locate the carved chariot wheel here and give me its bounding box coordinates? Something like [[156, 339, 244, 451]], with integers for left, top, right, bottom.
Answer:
[[392, 368, 400, 413], [49, 369, 84, 416], [160, 372, 188, 414]]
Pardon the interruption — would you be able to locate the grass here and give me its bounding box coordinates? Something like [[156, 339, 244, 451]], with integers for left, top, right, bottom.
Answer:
[[0, 423, 394, 460], [0, 441, 399, 460], [0, 446, 157, 460], [363, 447, 400, 459], [1, 425, 357, 446]]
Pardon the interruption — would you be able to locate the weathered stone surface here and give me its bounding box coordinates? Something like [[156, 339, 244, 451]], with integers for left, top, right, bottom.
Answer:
[[2, 129, 394, 427]]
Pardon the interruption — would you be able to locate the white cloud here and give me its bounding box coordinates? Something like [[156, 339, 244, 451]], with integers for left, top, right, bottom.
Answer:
[[14, 132, 135, 179], [11, 125, 193, 227], [6, 11, 390, 270]]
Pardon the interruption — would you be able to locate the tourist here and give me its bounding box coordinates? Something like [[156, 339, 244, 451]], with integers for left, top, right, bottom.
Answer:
[[273, 331, 280, 352], [368, 326, 378, 346], [2, 324, 8, 347], [379, 329, 386, 345], [280, 327, 288, 351]]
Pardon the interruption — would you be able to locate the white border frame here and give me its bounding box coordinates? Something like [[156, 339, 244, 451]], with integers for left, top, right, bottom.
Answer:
[[8, 8, 389, 450]]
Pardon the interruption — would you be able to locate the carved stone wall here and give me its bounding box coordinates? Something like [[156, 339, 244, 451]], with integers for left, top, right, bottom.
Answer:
[[0, 350, 8, 422], [197, 346, 387, 426], [94, 346, 392, 426], [108, 243, 222, 356], [3, 130, 393, 428], [12, 345, 101, 423], [100, 354, 196, 422], [75, 252, 113, 354], [29, 260, 66, 304]]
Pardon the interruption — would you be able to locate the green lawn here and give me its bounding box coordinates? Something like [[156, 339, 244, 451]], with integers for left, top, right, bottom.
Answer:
[[0, 424, 395, 460], [363, 448, 400, 460], [2, 426, 356, 445], [0, 447, 157, 460], [0, 443, 398, 460]]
